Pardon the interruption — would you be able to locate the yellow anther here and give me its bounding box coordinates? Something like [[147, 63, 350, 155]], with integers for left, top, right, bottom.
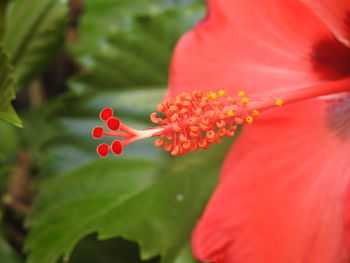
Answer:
[[218, 90, 226, 96], [246, 116, 254, 124], [226, 109, 234, 117], [238, 91, 245, 97], [241, 97, 249, 104], [275, 98, 284, 106], [208, 91, 218, 100], [252, 109, 260, 116]]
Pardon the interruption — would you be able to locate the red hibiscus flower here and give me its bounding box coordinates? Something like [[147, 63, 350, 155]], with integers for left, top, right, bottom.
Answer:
[[92, 0, 350, 262], [167, 0, 350, 262]]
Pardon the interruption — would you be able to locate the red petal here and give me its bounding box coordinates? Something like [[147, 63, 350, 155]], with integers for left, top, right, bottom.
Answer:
[[301, 0, 350, 47], [169, 0, 336, 96], [192, 99, 350, 263]]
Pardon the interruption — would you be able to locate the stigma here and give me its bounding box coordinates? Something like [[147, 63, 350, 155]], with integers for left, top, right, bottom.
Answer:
[[92, 90, 262, 157]]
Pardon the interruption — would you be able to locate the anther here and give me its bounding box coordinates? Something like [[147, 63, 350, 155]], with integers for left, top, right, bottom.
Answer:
[[206, 130, 216, 139], [155, 139, 164, 147], [190, 131, 200, 137], [164, 143, 173, 152], [172, 123, 182, 132], [207, 110, 216, 119], [170, 113, 179, 122], [226, 109, 234, 117], [169, 105, 178, 112], [234, 117, 244, 124], [275, 98, 284, 106], [156, 104, 164, 112], [246, 116, 253, 124], [179, 108, 188, 115], [226, 130, 235, 137], [218, 90, 226, 96], [150, 112, 162, 124], [199, 122, 209, 131], [183, 101, 191, 107], [183, 141, 191, 149], [171, 145, 180, 156], [198, 139, 208, 148], [179, 134, 187, 142], [216, 120, 226, 128], [218, 128, 226, 137], [208, 91, 218, 100], [241, 97, 249, 104], [252, 109, 260, 116], [238, 91, 245, 97]]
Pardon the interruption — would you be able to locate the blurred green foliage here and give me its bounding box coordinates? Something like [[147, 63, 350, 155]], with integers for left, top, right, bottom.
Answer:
[[0, 229, 22, 263], [4, 0, 68, 91], [0, 0, 236, 263]]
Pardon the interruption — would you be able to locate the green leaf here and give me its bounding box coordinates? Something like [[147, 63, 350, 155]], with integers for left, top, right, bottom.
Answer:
[[68, 235, 159, 263], [0, 118, 19, 161], [23, 1, 214, 263], [20, 88, 165, 178], [0, 230, 22, 263], [72, 0, 202, 58], [25, 140, 231, 263], [0, 46, 21, 127], [3, 0, 68, 90], [0, 0, 9, 37], [0, 103, 22, 127], [69, 0, 204, 93]]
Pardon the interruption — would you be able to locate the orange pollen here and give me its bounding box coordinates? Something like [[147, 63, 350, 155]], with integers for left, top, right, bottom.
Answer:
[[148, 90, 261, 155]]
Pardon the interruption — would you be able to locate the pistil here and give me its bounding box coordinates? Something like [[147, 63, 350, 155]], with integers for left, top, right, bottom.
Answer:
[[92, 77, 350, 157]]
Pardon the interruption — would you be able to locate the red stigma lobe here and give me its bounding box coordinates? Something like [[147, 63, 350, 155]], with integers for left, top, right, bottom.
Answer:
[[100, 108, 113, 121]]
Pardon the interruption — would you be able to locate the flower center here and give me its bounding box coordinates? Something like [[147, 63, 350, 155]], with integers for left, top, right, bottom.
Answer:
[[327, 95, 350, 141], [92, 77, 350, 157]]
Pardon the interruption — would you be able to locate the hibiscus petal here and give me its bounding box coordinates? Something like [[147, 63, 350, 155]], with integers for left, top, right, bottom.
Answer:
[[192, 99, 350, 263], [300, 0, 350, 47], [169, 0, 339, 96]]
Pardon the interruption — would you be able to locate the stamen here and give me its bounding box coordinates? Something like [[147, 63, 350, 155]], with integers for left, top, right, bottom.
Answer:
[[275, 98, 284, 106], [92, 77, 350, 157], [92, 91, 260, 156]]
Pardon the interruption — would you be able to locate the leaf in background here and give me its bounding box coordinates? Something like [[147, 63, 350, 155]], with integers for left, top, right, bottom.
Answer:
[[0, 230, 22, 263], [0, 46, 21, 127], [69, 0, 204, 93], [0, 0, 9, 36], [67, 235, 159, 263], [0, 119, 20, 190], [25, 138, 231, 263], [23, 0, 218, 263], [72, 0, 202, 58], [20, 88, 165, 178], [4, 0, 68, 90]]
